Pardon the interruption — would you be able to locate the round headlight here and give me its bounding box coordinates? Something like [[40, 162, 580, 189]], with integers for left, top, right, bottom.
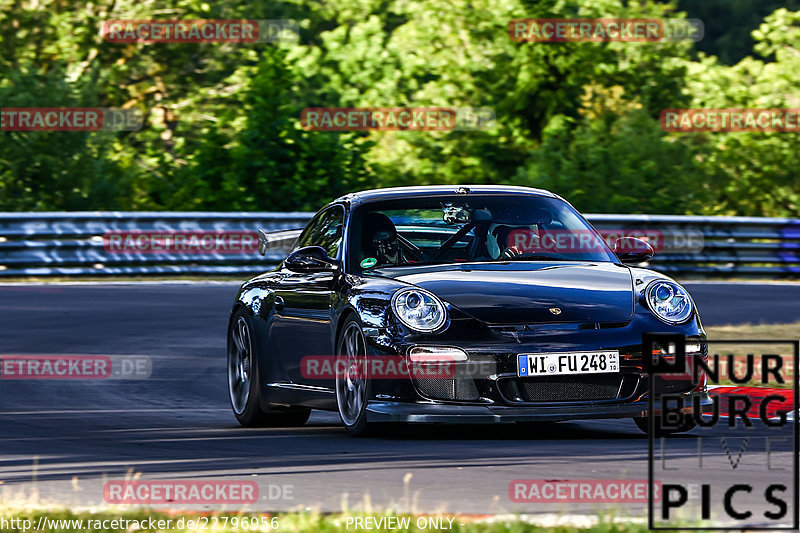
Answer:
[[645, 281, 694, 324], [391, 288, 447, 333]]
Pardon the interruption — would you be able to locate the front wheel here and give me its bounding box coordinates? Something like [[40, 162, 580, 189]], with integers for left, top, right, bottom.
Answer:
[[335, 318, 378, 437], [228, 309, 310, 427]]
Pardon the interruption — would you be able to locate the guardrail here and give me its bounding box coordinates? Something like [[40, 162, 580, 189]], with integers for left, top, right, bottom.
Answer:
[[0, 212, 797, 277], [0, 212, 312, 277], [588, 214, 799, 276]]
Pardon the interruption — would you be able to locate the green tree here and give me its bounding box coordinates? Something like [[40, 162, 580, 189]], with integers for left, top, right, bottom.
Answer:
[[167, 48, 372, 211]]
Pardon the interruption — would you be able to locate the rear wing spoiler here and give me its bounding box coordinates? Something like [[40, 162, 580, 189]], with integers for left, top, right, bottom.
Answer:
[[257, 228, 303, 256]]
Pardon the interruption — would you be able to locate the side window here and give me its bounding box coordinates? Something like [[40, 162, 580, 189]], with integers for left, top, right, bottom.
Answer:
[[295, 206, 344, 257]]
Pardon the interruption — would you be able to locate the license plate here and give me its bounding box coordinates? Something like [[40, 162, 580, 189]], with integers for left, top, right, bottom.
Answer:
[[517, 351, 619, 377]]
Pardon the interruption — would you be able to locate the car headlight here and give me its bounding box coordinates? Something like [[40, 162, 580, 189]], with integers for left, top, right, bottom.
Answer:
[[645, 280, 694, 324], [391, 288, 447, 333]]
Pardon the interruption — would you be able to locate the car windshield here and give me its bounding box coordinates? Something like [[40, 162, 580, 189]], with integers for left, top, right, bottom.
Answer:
[[348, 194, 618, 270]]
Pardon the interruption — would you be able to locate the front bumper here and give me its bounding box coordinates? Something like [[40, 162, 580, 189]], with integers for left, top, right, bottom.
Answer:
[[362, 309, 708, 421], [366, 392, 712, 424]]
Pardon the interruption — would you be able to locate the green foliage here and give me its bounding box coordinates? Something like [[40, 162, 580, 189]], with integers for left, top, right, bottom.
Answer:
[[0, 0, 799, 216], [159, 48, 373, 211], [678, 0, 800, 65], [519, 110, 709, 214]]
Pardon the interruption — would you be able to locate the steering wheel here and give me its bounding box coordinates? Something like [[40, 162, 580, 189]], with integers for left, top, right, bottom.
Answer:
[[501, 247, 567, 261], [398, 235, 426, 262], [501, 246, 525, 259]]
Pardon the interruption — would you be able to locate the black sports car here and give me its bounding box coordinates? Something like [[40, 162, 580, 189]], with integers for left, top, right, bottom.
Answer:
[[227, 185, 708, 436]]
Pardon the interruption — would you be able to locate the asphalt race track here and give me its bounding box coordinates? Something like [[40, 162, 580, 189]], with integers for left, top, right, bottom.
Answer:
[[0, 281, 798, 519]]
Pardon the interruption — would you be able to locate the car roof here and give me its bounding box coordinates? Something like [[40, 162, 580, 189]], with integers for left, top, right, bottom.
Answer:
[[334, 185, 559, 206]]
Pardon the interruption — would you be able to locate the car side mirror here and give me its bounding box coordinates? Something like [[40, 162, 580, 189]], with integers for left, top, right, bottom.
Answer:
[[284, 246, 339, 273], [613, 237, 654, 264]]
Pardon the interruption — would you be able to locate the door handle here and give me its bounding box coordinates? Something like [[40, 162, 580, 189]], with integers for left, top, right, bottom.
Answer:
[[273, 295, 285, 311]]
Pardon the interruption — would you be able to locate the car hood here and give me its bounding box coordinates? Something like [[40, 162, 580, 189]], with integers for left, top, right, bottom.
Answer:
[[370, 262, 634, 325]]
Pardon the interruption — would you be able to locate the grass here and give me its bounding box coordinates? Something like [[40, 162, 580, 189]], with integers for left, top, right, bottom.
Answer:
[[705, 321, 799, 345], [703, 322, 798, 388], [0, 509, 658, 533]]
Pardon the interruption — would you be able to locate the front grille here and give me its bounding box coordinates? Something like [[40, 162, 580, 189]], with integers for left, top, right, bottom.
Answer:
[[499, 374, 638, 403], [412, 364, 480, 401]]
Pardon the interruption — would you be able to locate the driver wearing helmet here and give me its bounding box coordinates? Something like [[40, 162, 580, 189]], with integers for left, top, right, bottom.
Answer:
[[361, 212, 403, 266], [486, 224, 539, 258]]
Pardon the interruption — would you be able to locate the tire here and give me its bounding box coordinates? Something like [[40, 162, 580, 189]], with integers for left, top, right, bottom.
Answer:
[[335, 317, 378, 437], [227, 309, 311, 427], [634, 414, 697, 436]]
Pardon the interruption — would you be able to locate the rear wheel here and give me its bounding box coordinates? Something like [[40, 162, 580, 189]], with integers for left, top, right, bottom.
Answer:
[[228, 309, 310, 427], [634, 415, 697, 436], [335, 318, 378, 437]]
